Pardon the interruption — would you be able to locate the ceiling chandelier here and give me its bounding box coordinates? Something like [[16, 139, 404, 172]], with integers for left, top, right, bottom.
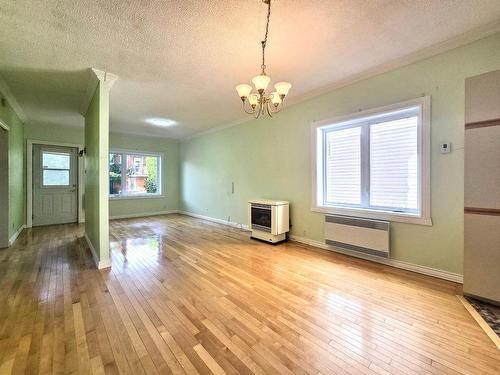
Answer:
[[235, 0, 292, 118]]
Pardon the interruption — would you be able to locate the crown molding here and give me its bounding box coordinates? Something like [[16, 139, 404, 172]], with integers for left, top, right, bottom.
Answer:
[[0, 74, 27, 123], [182, 116, 251, 141], [107, 126, 178, 141], [22, 120, 180, 142], [286, 19, 500, 109], [183, 20, 500, 141], [80, 68, 118, 115]]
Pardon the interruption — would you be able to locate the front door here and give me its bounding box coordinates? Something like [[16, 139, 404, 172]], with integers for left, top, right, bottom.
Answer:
[[33, 144, 78, 226]]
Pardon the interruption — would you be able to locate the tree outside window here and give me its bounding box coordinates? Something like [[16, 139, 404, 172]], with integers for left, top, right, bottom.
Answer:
[[109, 152, 161, 197]]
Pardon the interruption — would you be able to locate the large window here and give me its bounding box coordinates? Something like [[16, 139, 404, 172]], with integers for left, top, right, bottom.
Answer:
[[109, 150, 162, 198], [312, 97, 431, 225]]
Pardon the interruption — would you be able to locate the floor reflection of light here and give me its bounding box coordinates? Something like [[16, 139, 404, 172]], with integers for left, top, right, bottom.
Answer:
[[110, 235, 161, 267], [327, 292, 362, 310]]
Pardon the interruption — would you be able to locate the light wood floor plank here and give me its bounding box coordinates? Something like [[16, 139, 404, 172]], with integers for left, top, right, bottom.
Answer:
[[0, 215, 498, 374]]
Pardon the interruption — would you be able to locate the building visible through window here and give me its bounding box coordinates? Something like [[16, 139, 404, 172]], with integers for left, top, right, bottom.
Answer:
[[109, 151, 161, 197]]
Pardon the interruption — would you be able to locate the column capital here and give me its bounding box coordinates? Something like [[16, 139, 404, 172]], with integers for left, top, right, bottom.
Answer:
[[80, 68, 118, 114]]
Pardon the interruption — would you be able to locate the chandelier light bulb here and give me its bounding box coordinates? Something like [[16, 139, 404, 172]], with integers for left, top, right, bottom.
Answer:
[[252, 74, 271, 92], [274, 82, 292, 97], [235, 84, 252, 99]]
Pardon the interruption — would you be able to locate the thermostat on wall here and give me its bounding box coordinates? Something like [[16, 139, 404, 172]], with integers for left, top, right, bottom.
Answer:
[[440, 142, 451, 154]]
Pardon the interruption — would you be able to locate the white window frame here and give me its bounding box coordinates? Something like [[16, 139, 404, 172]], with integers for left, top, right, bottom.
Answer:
[[109, 149, 163, 200], [311, 96, 431, 225], [41, 151, 72, 187]]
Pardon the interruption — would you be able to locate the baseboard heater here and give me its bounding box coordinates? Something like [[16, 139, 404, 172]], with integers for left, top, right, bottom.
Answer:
[[324, 215, 390, 258]]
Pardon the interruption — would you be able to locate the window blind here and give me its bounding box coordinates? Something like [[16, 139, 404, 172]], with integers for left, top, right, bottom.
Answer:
[[370, 117, 418, 211], [325, 127, 361, 205], [313, 100, 429, 222]]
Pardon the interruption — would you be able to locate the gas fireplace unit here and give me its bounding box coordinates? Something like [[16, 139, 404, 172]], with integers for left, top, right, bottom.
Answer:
[[248, 200, 289, 243]]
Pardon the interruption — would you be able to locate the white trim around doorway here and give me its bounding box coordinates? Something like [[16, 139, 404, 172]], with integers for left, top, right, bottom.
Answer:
[[26, 139, 85, 228]]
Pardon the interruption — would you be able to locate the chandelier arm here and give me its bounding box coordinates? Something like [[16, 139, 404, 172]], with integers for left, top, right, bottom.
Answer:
[[254, 107, 260, 119], [265, 101, 274, 118], [255, 100, 264, 119], [242, 100, 256, 114], [268, 103, 282, 114], [253, 102, 260, 119]]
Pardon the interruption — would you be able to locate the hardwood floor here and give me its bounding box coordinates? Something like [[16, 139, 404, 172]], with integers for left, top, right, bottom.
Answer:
[[1, 214, 499, 374]]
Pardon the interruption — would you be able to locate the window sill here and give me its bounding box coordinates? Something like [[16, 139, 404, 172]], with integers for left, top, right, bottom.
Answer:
[[109, 195, 165, 201], [311, 205, 432, 226]]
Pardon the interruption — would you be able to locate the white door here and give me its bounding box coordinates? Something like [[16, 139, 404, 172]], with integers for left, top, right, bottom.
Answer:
[[33, 144, 78, 226]]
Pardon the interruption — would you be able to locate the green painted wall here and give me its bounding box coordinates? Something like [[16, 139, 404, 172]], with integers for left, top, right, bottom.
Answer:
[[24, 121, 180, 218], [108, 132, 179, 217], [180, 33, 500, 274], [24, 122, 84, 145], [0, 94, 25, 238], [84, 84, 102, 257]]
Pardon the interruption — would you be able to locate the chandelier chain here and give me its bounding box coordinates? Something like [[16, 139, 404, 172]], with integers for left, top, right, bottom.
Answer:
[[261, 0, 271, 73]]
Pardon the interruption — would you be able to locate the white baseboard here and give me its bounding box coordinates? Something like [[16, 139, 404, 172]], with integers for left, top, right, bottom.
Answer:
[[109, 210, 178, 220], [9, 224, 26, 246], [289, 235, 463, 284], [84, 232, 111, 269], [179, 211, 250, 231], [177, 211, 462, 283]]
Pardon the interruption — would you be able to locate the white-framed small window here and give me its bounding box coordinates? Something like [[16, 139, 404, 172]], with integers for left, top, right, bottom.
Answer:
[[42, 151, 71, 186], [109, 149, 162, 199], [311, 97, 431, 225]]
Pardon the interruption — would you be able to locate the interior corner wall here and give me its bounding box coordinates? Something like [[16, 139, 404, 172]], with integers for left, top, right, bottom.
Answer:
[[179, 32, 500, 275], [0, 92, 25, 240], [84, 82, 109, 266]]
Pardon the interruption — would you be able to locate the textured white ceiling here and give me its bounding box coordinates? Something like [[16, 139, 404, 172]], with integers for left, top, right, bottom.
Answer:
[[1, 0, 500, 138]]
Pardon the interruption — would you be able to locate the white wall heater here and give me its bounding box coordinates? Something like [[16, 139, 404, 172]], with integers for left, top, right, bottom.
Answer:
[[248, 200, 289, 244], [324, 215, 390, 258]]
